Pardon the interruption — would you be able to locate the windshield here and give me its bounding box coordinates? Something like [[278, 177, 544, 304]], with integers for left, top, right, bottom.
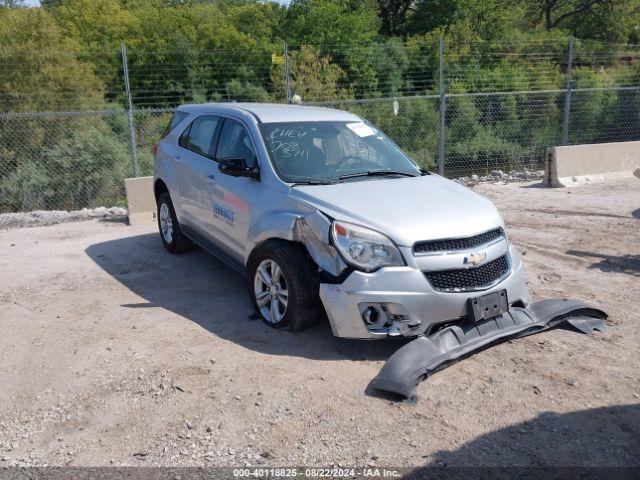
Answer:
[[260, 121, 421, 183]]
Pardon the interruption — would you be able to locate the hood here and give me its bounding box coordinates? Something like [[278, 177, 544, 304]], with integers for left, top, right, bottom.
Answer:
[[289, 175, 504, 247]]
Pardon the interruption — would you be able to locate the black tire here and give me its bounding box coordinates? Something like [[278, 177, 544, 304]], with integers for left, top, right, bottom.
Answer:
[[247, 241, 321, 332], [157, 192, 193, 254]]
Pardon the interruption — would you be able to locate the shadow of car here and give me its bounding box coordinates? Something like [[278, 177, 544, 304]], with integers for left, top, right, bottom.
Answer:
[[566, 250, 640, 277], [404, 404, 640, 476], [85, 232, 407, 363]]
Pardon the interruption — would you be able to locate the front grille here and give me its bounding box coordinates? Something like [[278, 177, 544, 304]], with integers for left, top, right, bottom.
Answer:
[[414, 228, 504, 254], [424, 254, 509, 292]]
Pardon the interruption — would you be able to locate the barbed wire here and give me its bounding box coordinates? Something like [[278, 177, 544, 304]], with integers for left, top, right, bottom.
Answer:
[[2, 39, 639, 111], [1, 39, 639, 212]]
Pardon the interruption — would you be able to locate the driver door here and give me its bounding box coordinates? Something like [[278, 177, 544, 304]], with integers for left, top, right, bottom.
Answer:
[[208, 117, 259, 260]]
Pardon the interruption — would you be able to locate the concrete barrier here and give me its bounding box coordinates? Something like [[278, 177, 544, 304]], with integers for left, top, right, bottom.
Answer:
[[546, 140, 640, 187], [124, 176, 156, 225]]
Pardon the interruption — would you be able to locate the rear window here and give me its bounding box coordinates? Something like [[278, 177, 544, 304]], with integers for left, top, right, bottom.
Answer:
[[160, 111, 189, 138]]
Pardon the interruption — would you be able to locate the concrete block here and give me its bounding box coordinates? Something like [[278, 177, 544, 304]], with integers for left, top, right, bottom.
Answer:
[[546, 141, 640, 187], [124, 176, 156, 225]]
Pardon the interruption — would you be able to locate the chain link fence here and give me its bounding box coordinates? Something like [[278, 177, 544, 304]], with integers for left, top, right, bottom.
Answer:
[[0, 109, 174, 212], [0, 110, 130, 212], [1, 39, 639, 212]]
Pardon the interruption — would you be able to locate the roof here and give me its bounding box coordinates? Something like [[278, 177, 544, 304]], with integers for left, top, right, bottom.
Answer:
[[177, 102, 361, 124]]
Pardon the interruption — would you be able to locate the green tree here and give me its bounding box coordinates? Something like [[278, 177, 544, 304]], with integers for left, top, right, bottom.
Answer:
[[371, 37, 410, 96], [53, 0, 137, 49], [508, 0, 640, 42], [40, 0, 63, 7], [49, 0, 281, 107], [285, 0, 380, 46], [272, 45, 347, 102], [376, 0, 413, 35], [0, 7, 104, 112], [284, 0, 383, 99], [405, 0, 459, 35]]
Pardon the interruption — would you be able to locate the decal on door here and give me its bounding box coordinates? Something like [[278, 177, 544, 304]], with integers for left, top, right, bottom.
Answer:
[[224, 192, 251, 214], [213, 202, 235, 225]]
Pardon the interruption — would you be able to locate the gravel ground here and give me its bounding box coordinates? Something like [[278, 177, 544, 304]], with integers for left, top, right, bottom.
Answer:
[[454, 168, 545, 186], [0, 178, 638, 469], [0, 207, 127, 230]]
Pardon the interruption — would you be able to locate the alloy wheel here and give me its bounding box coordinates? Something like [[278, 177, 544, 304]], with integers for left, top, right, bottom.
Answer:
[[159, 202, 173, 244], [253, 259, 288, 323]]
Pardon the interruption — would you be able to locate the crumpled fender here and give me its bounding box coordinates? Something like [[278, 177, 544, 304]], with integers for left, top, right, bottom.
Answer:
[[370, 299, 607, 399], [246, 205, 347, 277], [293, 211, 347, 277]]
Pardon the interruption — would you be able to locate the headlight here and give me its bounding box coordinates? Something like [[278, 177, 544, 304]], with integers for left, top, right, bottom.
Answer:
[[331, 221, 405, 272]]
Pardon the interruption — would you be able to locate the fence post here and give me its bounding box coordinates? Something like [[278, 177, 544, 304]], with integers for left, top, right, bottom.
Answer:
[[121, 42, 139, 177], [284, 42, 291, 104], [561, 36, 574, 146], [438, 37, 446, 176]]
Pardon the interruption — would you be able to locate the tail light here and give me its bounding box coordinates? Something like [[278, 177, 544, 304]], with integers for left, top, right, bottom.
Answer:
[[153, 143, 158, 157]]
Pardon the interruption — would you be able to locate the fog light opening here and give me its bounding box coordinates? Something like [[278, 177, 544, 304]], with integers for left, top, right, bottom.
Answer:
[[362, 306, 380, 326]]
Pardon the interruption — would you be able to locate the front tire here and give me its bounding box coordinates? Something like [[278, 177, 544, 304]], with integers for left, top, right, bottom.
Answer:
[[157, 192, 192, 254], [248, 242, 321, 332]]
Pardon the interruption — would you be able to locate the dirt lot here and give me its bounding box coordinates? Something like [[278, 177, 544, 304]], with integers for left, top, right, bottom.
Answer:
[[0, 178, 638, 469]]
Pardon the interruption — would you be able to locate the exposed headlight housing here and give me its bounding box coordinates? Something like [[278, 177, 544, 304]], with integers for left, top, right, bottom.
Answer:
[[331, 221, 405, 272]]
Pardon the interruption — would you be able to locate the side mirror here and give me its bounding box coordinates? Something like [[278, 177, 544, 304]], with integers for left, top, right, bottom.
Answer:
[[218, 157, 259, 179]]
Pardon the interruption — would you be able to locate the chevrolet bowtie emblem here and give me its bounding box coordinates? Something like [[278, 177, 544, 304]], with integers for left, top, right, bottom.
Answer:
[[464, 252, 486, 267]]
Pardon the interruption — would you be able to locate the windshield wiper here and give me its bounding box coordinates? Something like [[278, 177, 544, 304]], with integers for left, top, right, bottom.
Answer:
[[338, 170, 419, 180], [289, 179, 339, 186]]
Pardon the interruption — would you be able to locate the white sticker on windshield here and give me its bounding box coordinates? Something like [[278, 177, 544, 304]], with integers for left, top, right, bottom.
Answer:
[[346, 122, 376, 138]]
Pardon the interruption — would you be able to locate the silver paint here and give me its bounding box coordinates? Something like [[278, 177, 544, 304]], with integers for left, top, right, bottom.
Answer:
[[154, 103, 531, 339]]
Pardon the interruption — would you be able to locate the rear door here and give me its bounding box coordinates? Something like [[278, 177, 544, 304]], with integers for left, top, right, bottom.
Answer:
[[175, 115, 221, 239]]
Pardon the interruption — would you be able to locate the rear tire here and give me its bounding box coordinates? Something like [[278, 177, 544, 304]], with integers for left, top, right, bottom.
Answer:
[[157, 192, 193, 254], [247, 241, 321, 332]]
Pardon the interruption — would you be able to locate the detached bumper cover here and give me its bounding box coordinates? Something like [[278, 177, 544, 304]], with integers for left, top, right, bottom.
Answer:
[[371, 299, 606, 399]]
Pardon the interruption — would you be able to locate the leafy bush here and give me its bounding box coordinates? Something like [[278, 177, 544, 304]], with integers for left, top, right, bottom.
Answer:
[[0, 119, 130, 211]]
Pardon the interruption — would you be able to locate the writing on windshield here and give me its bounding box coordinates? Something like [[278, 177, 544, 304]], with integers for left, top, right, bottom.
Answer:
[[261, 121, 420, 182]]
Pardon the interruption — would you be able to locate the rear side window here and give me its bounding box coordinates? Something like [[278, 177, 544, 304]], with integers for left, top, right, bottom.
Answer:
[[160, 111, 189, 138], [178, 115, 220, 159]]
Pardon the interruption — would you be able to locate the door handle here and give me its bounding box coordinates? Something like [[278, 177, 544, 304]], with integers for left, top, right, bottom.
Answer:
[[207, 174, 216, 183], [175, 155, 183, 163]]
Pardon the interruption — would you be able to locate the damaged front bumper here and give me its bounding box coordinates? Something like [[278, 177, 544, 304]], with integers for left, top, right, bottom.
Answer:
[[370, 299, 607, 399], [318, 245, 530, 339]]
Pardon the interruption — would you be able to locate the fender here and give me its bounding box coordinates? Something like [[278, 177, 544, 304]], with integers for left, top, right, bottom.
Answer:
[[292, 210, 347, 277], [246, 202, 347, 276], [155, 157, 179, 194], [246, 209, 300, 262], [154, 158, 180, 215]]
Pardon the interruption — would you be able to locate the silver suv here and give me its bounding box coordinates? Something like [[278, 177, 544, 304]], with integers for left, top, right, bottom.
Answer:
[[153, 103, 530, 339]]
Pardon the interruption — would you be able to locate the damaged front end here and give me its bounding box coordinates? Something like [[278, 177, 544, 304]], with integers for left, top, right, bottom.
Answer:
[[371, 299, 607, 399], [288, 209, 607, 400]]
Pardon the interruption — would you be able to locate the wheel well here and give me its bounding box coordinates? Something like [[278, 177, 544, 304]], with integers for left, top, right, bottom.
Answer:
[[154, 179, 168, 202], [247, 238, 349, 283], [247, 238, 309, 268]]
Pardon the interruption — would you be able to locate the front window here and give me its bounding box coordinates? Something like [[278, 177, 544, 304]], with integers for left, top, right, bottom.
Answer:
[[260, 121, 421, 183], [217, 118, 258, 168]]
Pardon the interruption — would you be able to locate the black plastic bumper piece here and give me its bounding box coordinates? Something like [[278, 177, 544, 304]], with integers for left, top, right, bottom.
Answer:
[[371, 299, 607, 399]]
